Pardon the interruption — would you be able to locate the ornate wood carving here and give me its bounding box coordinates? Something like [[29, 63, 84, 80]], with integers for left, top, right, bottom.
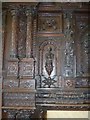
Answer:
[[2, 2, 90, 119], [10, 8, 18, 58], [26, 7, 33, 58], [38, 13, 63, 33], [18, 8, 26, 58], [7, 59, 18, 77], [3, 93, 35, 107], [19, 58, 35, 78]]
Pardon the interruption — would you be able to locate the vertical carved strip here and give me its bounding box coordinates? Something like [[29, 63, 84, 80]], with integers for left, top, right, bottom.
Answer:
[[10, 9, 18, 58], [64, 13, 75, 77], [2, 10, 7, 70], [26, 8, 32, 58], [33, 8, 37, 75], [0, 3, 2, 119]]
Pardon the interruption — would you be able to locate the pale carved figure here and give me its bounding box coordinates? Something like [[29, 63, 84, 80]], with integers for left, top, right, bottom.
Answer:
[[45, 47, 54, 76]]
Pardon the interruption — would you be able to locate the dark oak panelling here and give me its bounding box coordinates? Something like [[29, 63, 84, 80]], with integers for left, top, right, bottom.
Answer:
[[2, 2, 90, 119]]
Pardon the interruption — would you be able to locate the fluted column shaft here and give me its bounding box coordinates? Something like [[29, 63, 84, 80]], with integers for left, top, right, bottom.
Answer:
[[26, 8, 32, 58], [10, 9, 18, 58]]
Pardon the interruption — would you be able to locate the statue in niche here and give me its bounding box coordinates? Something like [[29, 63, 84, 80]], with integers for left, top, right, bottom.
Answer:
[[45, 47, 54, 77]]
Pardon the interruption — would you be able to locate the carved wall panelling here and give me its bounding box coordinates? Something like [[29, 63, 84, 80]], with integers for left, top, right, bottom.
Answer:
[[2, 2, 90, 119]]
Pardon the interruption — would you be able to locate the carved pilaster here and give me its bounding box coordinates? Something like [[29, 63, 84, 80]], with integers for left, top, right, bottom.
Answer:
[[63, 12, 75, 77], [26, 8, 32, 58], [10, 9, 18, 58]]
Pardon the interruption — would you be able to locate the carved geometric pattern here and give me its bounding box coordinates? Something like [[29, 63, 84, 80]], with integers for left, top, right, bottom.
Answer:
[[40, 75, 57, 88], [19, 58, 34, 78], [64, 79, 75, 88], [20, 79, 35, 89], [3, 79, 19, 88], [7, 60, 18, 77]]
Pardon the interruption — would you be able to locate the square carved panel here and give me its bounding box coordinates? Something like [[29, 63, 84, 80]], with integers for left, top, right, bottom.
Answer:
[[20, 79, 35, 89], [38, 13, 63, 33], [19, 58, 34, 78], [7, 59, 18, 77]]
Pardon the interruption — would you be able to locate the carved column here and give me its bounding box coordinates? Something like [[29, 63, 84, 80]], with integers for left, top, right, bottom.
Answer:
[[10, 9, 18, 58], [26, 8, 32, 58]]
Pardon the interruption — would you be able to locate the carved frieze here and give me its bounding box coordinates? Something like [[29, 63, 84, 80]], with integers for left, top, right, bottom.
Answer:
[[3, 93, 35, 107], [2, 109, 34, 119], [36, 90, 89, 105], [38, 13, 63, 33]]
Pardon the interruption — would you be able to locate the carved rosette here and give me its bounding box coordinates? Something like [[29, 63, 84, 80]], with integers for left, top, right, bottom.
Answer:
[[10, 8, 18, 58], [25, 8, 32, 58], [7, 59, 18, 77]]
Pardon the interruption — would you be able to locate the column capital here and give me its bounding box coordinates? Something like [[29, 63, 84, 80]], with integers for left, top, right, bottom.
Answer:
[[25, 7, 32, 16], [10, 8, 18, 16]]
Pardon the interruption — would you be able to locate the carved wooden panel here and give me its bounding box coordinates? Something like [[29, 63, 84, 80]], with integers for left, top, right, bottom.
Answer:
[[38, 13, 63, 33], [3, 79, 19, 88], [20, 79, 35, 89], [3, 93, 35, 107], [7, 59, 18, 77], [2, 2, 90, 119], [36, 89, 89, 105], [19, 58, 35, 78]]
